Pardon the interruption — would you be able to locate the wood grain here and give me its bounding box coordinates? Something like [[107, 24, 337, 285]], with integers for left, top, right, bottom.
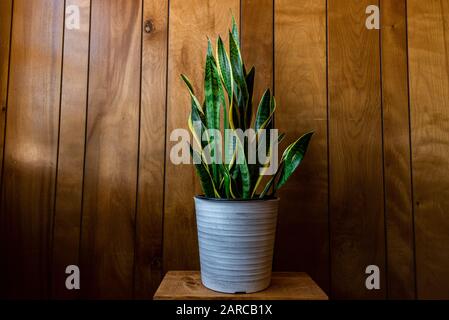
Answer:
[[408, 0, 449, 299], [0, 0, 64, 298], [51, 0, 91, 299], [3, 0, 449, 300], [0, 0, 12, 176], [380, 0, 415, 299], [163, 0, 239, 272], [241, 0, 273, 105], [328, 0, 386, 299], [240, 1, 273, 216], [134, 0, 168, 299], [80, 0, 142, 299], [154, 271, 328, 300], [274, 0, 329, 293]]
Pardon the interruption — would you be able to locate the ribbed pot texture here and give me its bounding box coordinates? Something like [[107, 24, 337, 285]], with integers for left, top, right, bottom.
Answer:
[[194, 196, 279, 294]]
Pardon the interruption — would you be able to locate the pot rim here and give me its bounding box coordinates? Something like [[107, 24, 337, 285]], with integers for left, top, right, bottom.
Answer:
[[194, 195, 279, 202]]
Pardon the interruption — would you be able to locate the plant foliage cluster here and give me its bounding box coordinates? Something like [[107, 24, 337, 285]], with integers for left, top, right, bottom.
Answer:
[[182, 18, 313, 199]]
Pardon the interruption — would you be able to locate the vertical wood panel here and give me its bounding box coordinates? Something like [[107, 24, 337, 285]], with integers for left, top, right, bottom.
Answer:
[[164, 0, 239, 272], [51, 0, 91, 298], [80, 0, 142, 299], [240, 1, 273, 234], [328, 0, 386, 299], [380, 0, 415, 299], [241, 0, 273, 99], [134, 0, 168, 298], [274, 0, 329, 293], [0, 0, 12, 174], [0, 0, 64, 298], [408, 0, 449, 299]]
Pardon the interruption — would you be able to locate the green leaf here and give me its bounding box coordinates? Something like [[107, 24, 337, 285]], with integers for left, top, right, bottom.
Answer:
[[181, 74, 203, 114], [205, 40, 225, 185], [189, 145, 220, 198], [235, 135, 251, 198], [224, 128, 237, 169], [222, 165, 236, 199], [257, 96, 276, 163], [248, 89, 273, 194], [255, 89, 272, 131], [259, 156, 285, 199], [269, 96, 276, 126], [207, 38, 214, 57], [231, 15, 240, 48], [205, 48, 223, 131], [251, 132, 285, 198], [216, 36, 231, 136], [228, 94, 241, 130], [278, 132, 286, 146], [259, 173, 277, 199], [216, 37, 233, 100], [245, 67, 255, 128], [188, 95, 208, 147], [229, 30, 248, 122], [231, 165, 242, 197], [275, 132, 314, 191]]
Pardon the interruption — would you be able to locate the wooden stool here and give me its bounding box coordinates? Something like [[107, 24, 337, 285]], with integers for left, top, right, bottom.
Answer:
[[154, 271, 328, 300]]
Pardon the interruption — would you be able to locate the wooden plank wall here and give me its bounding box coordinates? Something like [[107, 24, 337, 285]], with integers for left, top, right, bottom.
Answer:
[[381, 0, 415, 299], [274, 0, 329, 294], [328, 0, 386, 299], [52, 0, 91, 299], [134, 0, 168, 299], [80, 0, 142, 299], [1, 0, 448, 299], [1, 0, 64, 298], [0, 0, 12, 174], [408, 0, 449, 299], [0, 0, 13, 298]]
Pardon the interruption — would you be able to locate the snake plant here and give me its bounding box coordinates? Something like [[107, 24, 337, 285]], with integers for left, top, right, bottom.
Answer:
[[182, 17, 313, 199]]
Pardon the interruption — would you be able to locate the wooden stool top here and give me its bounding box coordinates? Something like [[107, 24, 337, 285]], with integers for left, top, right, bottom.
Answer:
[[154, 271, 328, 300]]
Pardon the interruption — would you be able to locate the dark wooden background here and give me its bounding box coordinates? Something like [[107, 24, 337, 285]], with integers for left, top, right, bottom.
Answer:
[[1, 0, 448, 299]]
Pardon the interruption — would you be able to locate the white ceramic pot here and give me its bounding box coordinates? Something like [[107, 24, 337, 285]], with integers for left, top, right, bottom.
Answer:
[[194, 196, 279, 294]]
